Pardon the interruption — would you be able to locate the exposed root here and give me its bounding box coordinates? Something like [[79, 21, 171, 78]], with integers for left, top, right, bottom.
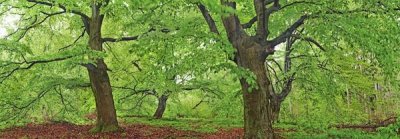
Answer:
[[332, 117, 397, 131]]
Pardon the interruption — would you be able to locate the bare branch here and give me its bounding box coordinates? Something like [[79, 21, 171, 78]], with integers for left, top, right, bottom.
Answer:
[[81, 17, 90, 34], [102, 28, 171, 43], [242, 1, 315, 29], [291, 34, 325, 51], [54, 87, 69, 111], [278, 36, 295, 100], [192, 98, 209, 109], [0, 56, 74, 83], [102, 36, 139, 43], [115, 86, 155, 101], [269, 59, 283, 72], [284, 36, 292, 73], [242, 17, 257, 29], [26, 0, 89, 20], [278, 72, 295, 100], [132, 60, 142, 72], [6, 88, 51, 110], [59, 28, 86, 51], [269, 15, 308, 47], [266, 4, 393, 48], [197, 4, 219, 34], [266, 62, 283, 90], [6, 11, 65, 40], [280, 1, 318, 9]]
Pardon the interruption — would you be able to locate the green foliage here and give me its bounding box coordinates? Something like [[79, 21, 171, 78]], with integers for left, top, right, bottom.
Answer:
[[286, 129, 399, 139], [0, 0, 399, 138], [377, 117, 400, 137]]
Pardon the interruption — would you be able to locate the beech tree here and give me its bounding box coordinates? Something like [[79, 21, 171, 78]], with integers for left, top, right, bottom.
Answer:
[[196, 0, 400, 138], [0, 0, 399, 137], [0, 0, 169, 132]]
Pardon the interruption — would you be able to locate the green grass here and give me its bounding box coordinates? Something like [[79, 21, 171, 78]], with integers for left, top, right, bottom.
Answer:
[[283, 129, 399, 139], [122, 117, 243, 133]]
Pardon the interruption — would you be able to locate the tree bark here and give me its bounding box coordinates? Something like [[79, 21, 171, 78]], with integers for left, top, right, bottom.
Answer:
[[86, 3, 119, 132], [202, 1, 275, 137], [271, 97, 282, 123], [87, 60, 119, 132], [234, 37, 275, 139], [153, 94, 169, 119]]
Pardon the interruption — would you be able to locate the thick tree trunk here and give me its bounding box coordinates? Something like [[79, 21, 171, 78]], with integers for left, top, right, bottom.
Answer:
[[86, 4, 119, 132], [235, 38, 275, 139], [87, 61, 119, 132], [218, 2, 275, 137], [153, 94, 168, 119]]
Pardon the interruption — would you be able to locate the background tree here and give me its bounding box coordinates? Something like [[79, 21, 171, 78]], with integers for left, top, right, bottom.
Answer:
[[109, 11, 230, 119]]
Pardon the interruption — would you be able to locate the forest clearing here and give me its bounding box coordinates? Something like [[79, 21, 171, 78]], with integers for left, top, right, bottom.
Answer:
[[0, 0, 400, 139]]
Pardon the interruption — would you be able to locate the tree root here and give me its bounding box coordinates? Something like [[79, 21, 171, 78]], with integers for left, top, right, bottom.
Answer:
[[331, 117, 397, 131]]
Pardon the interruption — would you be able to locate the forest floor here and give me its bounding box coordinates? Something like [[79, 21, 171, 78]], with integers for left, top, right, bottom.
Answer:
[[0, 117, 396, 139], [0, 122, 244, 139], [0, 117, 298, 139]]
